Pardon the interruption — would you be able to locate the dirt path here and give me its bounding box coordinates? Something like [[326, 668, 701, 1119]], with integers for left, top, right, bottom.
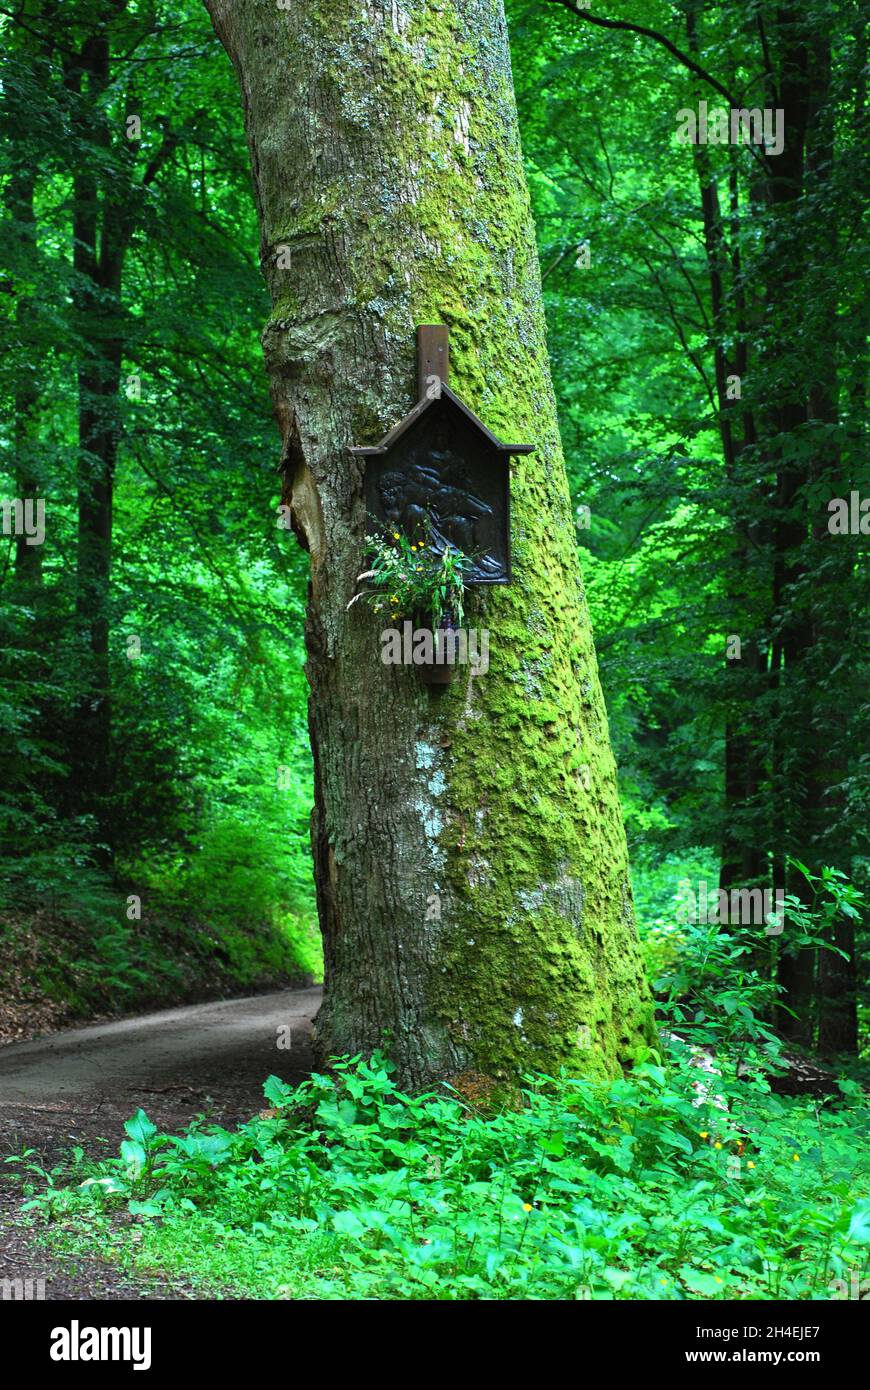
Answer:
[[0, 987, 321, 1299]]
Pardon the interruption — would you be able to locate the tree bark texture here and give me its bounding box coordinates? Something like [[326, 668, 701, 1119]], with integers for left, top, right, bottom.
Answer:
[[204, 0, 655, 1091]]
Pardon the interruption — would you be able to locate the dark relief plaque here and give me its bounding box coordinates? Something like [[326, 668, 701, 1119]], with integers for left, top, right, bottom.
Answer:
[[366, 400, 508, 583], [354, 383, 534, 586]]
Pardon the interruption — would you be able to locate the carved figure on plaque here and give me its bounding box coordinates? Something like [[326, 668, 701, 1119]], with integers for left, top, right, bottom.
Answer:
[[377, 421, 503, 580]]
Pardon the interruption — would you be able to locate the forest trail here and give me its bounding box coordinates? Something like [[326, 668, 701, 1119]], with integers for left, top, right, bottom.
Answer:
[[0, 987, 321, 1299], [0, 987, 320, 1111]]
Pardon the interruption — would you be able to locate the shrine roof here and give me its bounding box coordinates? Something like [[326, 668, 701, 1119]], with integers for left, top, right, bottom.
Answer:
[[349, 383, 535, 458]]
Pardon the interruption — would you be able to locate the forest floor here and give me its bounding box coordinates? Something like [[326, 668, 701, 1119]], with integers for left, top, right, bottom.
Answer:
[[0, 987, 321, 1299], [0, 988, 857, 1301]]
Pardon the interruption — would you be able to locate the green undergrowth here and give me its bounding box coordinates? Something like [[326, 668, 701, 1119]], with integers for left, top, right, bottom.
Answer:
[[0, 834, 321, 1042], [15, 1046, 870, 1301]]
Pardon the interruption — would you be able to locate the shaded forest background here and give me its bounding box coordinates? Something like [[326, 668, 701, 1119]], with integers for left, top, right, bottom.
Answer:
[[1, 0, 868, 1061]]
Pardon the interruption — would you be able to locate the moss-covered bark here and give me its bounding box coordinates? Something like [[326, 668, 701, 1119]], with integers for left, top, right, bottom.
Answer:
[[204, 0, 655, 1090]]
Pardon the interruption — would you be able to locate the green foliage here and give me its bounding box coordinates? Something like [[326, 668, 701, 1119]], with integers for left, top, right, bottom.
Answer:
[[349, 521, 475, 627], [0, 813, 320, 1034], [0, 887, 315, 1035], [509, 0, 870, 900], [20, 1047, 870, 1301], [2, 0, 865, 1053], [636, 859, 867, 1065], [0, 0, 320, 1010], [10, 877, 866, 1298]]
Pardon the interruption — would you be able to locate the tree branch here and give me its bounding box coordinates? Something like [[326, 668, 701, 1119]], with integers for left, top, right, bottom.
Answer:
[[542, 0, 740, 108]]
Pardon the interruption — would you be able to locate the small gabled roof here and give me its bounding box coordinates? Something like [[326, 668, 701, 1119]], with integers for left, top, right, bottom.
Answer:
[[350, 382, 535, 457]]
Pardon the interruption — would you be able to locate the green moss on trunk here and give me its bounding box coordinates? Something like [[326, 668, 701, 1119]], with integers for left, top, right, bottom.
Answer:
[[205, 0, 655, 1088]]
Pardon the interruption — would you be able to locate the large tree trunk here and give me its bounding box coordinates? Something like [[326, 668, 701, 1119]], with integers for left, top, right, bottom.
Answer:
[[204, 0, 654, 1091], [767, 15, 836, 1048], [807, 33, 857, 1056], [67, 32, 118, 860]]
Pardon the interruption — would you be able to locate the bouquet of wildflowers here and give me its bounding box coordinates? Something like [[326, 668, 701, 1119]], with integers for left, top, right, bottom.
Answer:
[[347, 517, 473, 626]]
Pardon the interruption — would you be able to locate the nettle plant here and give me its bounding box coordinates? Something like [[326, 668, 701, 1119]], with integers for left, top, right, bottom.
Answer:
[[348, 516, 474, 628], [653, 859, 865, 1086]]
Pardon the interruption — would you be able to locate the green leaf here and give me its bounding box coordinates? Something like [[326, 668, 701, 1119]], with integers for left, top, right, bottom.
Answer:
[[123, 1109, 157, 1146], [119, 1140, 147, 1177], [263, 1074, 293, 1109], [128, 1198, 163, 1216], [332, 1210, 366, 1236], [846, 1200, 870, 1244], [659, 1126, 694, 1155], [679, 1266, 726, 1296]]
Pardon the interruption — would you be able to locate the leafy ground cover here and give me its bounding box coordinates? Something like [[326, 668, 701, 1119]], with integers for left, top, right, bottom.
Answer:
[[13, 1048, 869, 1301], [9, 866, 867, 1300]]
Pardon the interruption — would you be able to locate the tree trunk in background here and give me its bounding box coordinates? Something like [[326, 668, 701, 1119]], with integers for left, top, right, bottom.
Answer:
[[808, 33, 857, 1056], [823, 17, 870, 1056], [6, 169, 43, 595], [719, 4, 817, 1048], [63, 12, 176, 864], [67, 31, 127, 863], [204, 0, 654, 1091], [766, 21, 860, 1053]]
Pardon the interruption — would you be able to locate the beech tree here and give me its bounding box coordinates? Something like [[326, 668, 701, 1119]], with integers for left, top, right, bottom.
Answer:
[[204, 0, 654, 1091]]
